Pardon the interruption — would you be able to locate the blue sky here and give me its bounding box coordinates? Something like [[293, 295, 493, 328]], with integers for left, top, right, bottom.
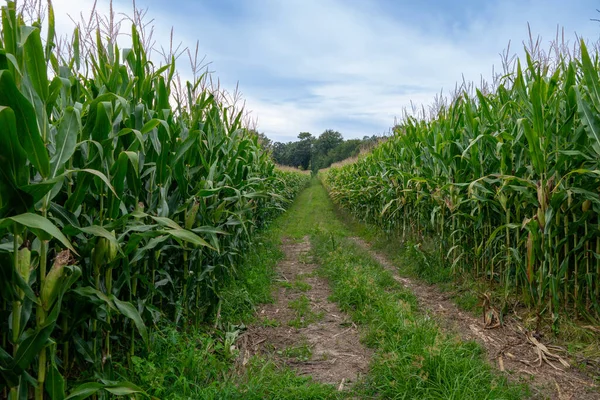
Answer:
[[52, 0, 600, 143]]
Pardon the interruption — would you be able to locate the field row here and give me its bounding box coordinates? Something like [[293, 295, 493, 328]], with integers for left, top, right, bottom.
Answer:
[[325, 42, 600, 330], [0, 2, 309, 398]]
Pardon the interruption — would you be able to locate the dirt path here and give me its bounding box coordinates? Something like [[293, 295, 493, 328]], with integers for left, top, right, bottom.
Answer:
[[350, 236, 599, 400], [238, 236, 371, 389]]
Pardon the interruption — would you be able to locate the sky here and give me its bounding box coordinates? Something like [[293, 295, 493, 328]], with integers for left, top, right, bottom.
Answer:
[[50, 0, 600, 143]]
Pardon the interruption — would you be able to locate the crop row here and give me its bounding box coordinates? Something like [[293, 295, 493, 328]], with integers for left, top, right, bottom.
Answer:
[[326, 41, 600, 331], [0, 2, 308, 398]]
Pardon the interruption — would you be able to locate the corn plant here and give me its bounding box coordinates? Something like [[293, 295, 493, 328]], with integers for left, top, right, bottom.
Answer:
[[325, 39, 600, 332], [0, 2, 309, 398]]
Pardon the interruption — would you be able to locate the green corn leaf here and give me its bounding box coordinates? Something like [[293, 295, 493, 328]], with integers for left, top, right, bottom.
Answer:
[[0, 70, 50, 177], [104, 382, 146, 396], [161, 229, 214, 249], [90, 101, 112, 143], [51, 107, 80, 178], [107, 152, 129, 219], [0, 106, 27, 186], [1, 2, 17, 71], [64, 382, 104, 400], [111, 296, 148, 345], [575, 87, 600, 157], [579, 40, 600, 105], [11, 322, 54, 373], [21, 26, 48, 102], [0, 213, 76, 253], [0, 106, 33, 217], [46, 363, 65, 400], [65, 381, 145, 400], [73, 286, 117, 311], [77, 225, 121, 254], [66, 168, 118, 197], [20, 176, 64, 204]]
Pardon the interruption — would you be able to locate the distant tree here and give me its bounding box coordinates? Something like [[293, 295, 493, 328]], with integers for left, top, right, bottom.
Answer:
[[298, 132, 313, 141], [256, 132, 272, 150], [294, 132, 314, 170], [315, 130, 343, 155], [272, 132, 313, 169], [310, 130, 343, 171], [328, 139, 362, 162], [271, 129, 382, 172], [272, 142, 288, 164]]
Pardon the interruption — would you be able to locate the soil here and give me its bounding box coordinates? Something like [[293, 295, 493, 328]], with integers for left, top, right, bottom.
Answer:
[[349, 236, 600, 400], [237, 236, 371, 389]]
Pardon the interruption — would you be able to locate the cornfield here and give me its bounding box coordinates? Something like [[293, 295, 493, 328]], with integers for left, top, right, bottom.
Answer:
[[325, 39, 600, 330], [0, 1, 308, 398]]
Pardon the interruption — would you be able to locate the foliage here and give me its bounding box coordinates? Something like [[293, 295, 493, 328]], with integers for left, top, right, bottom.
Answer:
[[119, 211, 335, 400], [0, 2, 309, 398], [272, 130, 380, 171], [275, 178, 525, 398], [325, 40, 600, 331], [313, 233, 526, 400], [272, 132, 314, 170], [121, 326, 339, 400]]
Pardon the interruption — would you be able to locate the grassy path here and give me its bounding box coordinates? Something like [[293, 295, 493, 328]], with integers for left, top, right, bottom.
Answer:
[[241, 235, 371, 387], [347, 235, 599, 400], [125, 178, 530, 399], [240, 178, 526, 399]]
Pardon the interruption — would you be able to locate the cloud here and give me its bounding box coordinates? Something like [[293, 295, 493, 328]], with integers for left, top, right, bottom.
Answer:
[[51, 0, 600, 142]]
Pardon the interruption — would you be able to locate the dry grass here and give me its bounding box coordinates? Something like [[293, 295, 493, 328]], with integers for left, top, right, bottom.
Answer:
[[324, 137, 387, 172], [276, 165, 311, 174]]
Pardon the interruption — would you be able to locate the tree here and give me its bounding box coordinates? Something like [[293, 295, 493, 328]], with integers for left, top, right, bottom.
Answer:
[[271, 130, 381, 171], [294, 132, 314, 170], [272, 132, 313, 169], [315, 129, 343, 155]]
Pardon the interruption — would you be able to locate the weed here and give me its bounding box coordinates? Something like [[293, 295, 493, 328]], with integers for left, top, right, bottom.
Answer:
[[293, 280, 313, 292], [279, 342, 313, 362], [294, 179, 528, 399], [288, 295, 324, 328], [261, 317, 280, 327]]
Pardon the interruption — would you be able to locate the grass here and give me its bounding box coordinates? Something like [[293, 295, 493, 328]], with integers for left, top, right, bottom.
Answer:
[[120, 325, 338, 399], [279, 341, 313, 362], [335, 201, 600, 375], [120, 178, 532, 398], [302, 178, 526, 399], [312, 234, 526, 399], [261, 317, 280, 327], [288, 295, 324, 328], [276, 164, 312, 174], [278, 276, 313, 293], [292, 280, 313, 292], [117, 180, 339, 399]]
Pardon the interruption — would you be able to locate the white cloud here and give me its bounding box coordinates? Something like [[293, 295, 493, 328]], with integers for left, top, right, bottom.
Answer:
[[50, 0, 600, 142]]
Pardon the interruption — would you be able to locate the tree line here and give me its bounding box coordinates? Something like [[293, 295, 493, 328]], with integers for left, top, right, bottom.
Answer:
[[256, 130, 381, 172]]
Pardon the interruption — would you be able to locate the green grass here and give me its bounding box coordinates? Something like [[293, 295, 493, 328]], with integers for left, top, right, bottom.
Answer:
[[118, 180, 340, 399], [279, 341, 313, 362], [303, 178, 526, 399], [313, 235, 526, 399], [120, 178, 530, 398], [292, 280, 313, 292], [288, 295, 324, 328], [261, 317, 281, 327], [120, 324, 339, 399], [278, 276, 313, 293]]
